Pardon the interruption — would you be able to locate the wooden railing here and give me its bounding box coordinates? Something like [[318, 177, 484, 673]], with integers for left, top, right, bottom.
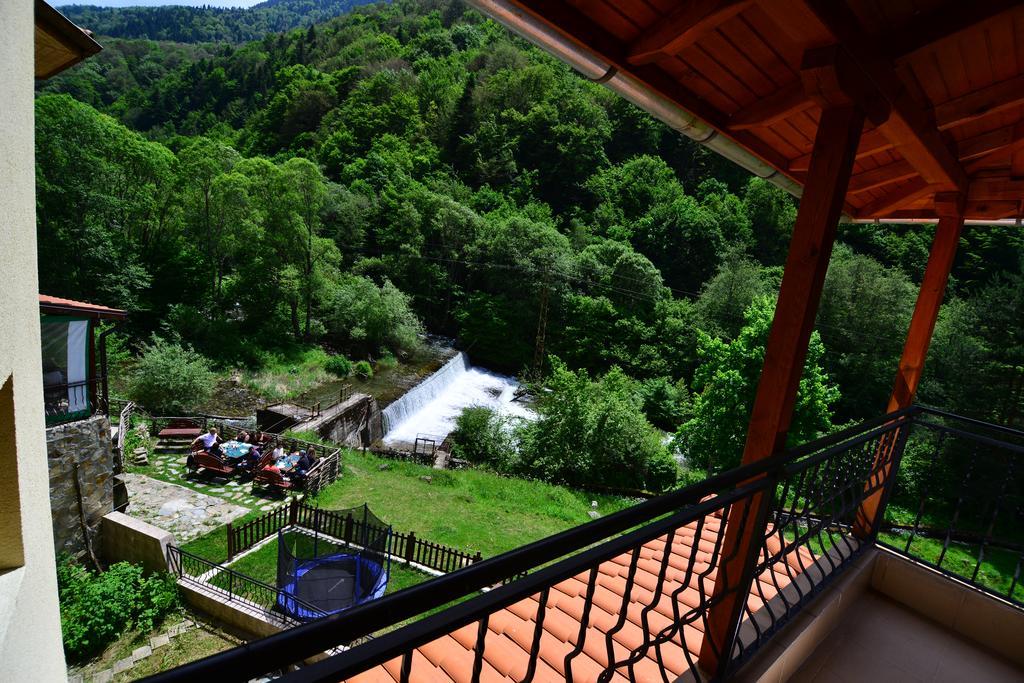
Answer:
[[226, 499, 482, 572]]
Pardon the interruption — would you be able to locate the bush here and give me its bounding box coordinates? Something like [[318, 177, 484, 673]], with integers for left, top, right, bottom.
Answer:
[[324, 355, 352, 377], [450, 406, 519, 468], [127, 337, 215, 414], [376, 352, 398, 370], [518, 359, 677, 492], [353, 360, 373, 379], [58, 557, 179, 661], [324, 275, 424, 356]]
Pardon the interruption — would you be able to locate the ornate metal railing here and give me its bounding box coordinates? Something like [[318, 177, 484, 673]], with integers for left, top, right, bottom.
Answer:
[[167, 545, 325, 624], [877, 406, 1024, 608], [145, 409, 927, 683]]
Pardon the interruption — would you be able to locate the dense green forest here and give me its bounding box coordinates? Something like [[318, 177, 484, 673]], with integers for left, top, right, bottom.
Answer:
[[60, 0, 381, 43], [37, 0, 1024, 483]]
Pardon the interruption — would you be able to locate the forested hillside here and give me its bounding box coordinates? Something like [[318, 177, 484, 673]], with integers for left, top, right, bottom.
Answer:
[[37, 0, 1024, 478], [60, 0, 382, 43]]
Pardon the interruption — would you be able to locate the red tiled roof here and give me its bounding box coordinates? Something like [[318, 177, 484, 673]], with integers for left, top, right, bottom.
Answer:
[[349, 518, 820, 682], [39, 294, 127, 319]]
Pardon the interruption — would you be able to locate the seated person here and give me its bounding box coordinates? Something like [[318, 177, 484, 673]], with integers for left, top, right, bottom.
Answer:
[[292, 447, 317, 482], [236, 430, 251, 444], [191, 427, 224, 457], [270, 442, 286, 465]]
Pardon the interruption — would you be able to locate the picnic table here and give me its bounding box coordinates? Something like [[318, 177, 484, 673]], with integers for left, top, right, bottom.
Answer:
[[276, 454, 300, 471], [222, 440, 253, 459]]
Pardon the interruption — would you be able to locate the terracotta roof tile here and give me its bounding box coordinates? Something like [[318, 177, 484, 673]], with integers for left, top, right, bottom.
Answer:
[[38, 293, 127, 318], [349, 522, 818, 681]]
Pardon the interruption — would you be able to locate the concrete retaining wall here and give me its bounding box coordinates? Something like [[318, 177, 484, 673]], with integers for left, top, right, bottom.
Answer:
[[101, 511, 175, 574], [46, 414, 115, 560], [178, 581, 291, 640]]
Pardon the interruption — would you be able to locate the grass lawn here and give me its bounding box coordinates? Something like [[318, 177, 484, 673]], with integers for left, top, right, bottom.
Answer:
[[305, 444, 636, 558], [210, 531, 435, 608]]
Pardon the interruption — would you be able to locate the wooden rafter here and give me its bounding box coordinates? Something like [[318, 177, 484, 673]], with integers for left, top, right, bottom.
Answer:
[[855, 178, 938, 218], [958, 122, 1024, 163], [969, 179, 1024, 202], [848, 159, 917, 194], [887, 0, 1021, 60], [789, 128, 892, 172], [801, 0, 968, 192], [730, 82, 812, 131], [627, 0, 752, 65], [934, 75, 1024, 131]]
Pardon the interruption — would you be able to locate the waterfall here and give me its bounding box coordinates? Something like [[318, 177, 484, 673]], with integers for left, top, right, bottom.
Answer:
[[381, 352, 471, 434], [381, 352, 535, 446]]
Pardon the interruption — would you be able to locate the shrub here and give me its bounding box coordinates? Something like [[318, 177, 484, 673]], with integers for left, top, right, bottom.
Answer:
[[324, 355, 352, 378], [127, 337, 215, 414], [450, 406, 519, 469], [324, 275, 424, 356], [58, 557, 179, 661], [376, 352, 398, 370], [353, 360, 373, 379]]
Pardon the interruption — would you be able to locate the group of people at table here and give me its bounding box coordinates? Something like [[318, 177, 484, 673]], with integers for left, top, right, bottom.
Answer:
[[190, 426, 318, 485]]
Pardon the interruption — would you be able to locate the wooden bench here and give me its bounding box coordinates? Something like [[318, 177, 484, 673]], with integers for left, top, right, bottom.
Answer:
[[187, 448, 235, 477], [158, 418, 203, 439], [252, 466, 294, 494]]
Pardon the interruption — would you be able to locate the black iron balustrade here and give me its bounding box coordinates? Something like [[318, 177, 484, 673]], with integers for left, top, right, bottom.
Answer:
[[166, 545, 325, 625], [145, 408, 923, 683], [876, 406, 1024, 608]]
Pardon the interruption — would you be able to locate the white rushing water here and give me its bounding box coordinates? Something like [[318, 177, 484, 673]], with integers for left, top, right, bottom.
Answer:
[[381, 352, 534, 446]]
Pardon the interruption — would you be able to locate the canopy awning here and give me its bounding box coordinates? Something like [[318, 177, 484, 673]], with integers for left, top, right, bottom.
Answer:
[[468, 0, 1024, 223], [35, 0, 101, 79]]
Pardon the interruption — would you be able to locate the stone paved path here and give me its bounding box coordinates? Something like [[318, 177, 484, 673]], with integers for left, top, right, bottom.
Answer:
[[121, 473, 250, 542]]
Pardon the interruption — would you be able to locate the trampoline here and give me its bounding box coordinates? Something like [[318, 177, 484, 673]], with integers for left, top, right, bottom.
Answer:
[[276, 504, 392, 621]]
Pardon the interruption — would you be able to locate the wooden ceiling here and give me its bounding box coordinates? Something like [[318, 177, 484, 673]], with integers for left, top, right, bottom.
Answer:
[[35, 0, 101, 79], [505, 0, 1024, 221]]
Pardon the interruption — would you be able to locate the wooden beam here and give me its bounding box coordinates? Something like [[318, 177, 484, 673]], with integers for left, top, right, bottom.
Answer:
[[789, 128, 892, 172], [848, 159, 917, 194], [627, 0, 752, 65], [935, 75, 1024, 131], [887, 0, 1021, 60], [958, 122, 1024, 163], [854, 195, 964, 538], [968, 178, 1024, 202], [801, 0, 968, 192], [730, 82, 812, 130], [699, 104, 865, 677], [855, 178, 938, 218]]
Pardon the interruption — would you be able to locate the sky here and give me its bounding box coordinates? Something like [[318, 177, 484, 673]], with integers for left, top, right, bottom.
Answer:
[[58, 1, 266, 7]]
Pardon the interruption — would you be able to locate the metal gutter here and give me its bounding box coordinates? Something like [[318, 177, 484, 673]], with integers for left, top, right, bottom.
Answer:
[[464, 0, 804, 201]]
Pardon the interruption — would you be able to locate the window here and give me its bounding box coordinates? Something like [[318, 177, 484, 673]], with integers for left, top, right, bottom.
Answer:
[[40, 316, 91, 424]]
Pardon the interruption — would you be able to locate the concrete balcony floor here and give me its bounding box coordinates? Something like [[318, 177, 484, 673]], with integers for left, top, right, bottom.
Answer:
[[790, 589, 1023, 682]]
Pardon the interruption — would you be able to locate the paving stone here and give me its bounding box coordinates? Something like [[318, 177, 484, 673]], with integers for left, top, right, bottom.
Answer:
[[92, 670, 113, 683], [68, 674, 84, 683], [120, 473, 248, 542], [112, 657, 133, 674], [132, 645, 152, 663], [151, 634, 170, 649]]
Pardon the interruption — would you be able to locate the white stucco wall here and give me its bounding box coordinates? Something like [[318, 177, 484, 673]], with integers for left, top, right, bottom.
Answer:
[[0, 0, 68, 679]]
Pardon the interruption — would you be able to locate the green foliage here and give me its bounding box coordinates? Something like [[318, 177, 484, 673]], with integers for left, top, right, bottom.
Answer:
[[324, 275, 423, 357], [353, 360, 373, 380], [58, 557, 179, 662], [324, 354, 352, 378], [449, 406, 518, 468], [127, 338, 215, 414], [639, 376, 691, 432], [676, 297, 839, 473], [517, 360, 677, 492]]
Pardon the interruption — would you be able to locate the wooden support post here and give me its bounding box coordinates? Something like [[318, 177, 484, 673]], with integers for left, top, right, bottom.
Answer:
[[698, 103, 864, 676], [853, 194, 964, 538]]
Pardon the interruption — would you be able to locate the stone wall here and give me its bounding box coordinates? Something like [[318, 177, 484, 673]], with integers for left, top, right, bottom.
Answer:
[[102, 511, 175, 574], [46, 414, 115, 560], [318, 394, 383, 447]]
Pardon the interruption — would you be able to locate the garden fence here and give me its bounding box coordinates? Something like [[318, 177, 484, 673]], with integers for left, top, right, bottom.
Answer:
[[227, 499, 482, 573]]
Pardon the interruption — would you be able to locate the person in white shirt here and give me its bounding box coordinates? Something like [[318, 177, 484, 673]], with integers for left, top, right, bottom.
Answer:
[[191, 427, 223, 457]]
